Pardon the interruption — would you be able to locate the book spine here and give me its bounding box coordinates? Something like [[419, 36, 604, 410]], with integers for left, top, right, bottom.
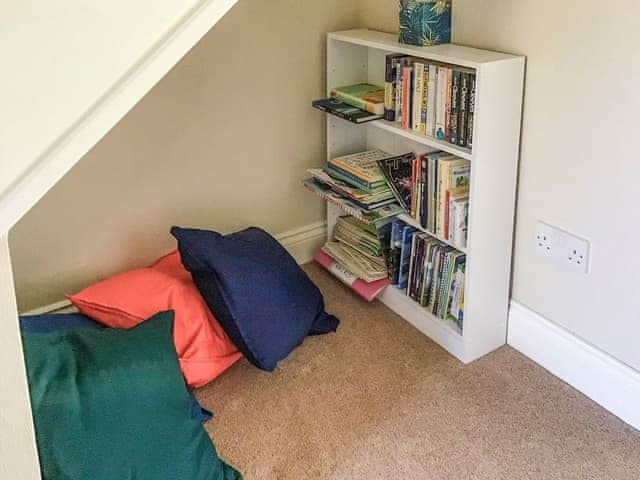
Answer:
[[457, 73, 469, 147], [444, 68, 453, 141], [415, 158, 422, 222], [326, 164, 374, 191], [450, 70, 461, 145], [435, 66, 448, 140], [420, 64, 429, 135], [412, 62, 425, 133], [396, 58, 405, 122], [444, 190, 451, 239], [410, 157, 417, 218], [401, 66, 411, 130], [420, 156, 428, 228], [466, 75, 476, 148], [426, 64, 438, 137], [384, 54, 395, 121], [407, 234, 418, 296]]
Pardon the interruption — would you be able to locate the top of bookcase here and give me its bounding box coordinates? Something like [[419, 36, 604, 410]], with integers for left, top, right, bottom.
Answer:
[[329, 29, 521, 69]]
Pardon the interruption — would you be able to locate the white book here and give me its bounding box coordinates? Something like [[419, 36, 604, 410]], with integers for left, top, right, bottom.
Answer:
[[412, 62, 425, 133], [435, 66, 449, 141], [425, 64, 438, 137]]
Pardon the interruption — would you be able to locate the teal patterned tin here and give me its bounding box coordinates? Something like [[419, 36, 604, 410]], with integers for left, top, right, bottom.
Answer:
[[399, 0, 452, 47]]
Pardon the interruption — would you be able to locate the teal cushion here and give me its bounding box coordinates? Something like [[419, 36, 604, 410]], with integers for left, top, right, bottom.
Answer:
[[22, 310, 241, 480]]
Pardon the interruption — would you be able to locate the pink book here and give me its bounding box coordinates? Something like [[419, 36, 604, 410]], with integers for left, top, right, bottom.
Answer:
[[314, 250, 390, 302]]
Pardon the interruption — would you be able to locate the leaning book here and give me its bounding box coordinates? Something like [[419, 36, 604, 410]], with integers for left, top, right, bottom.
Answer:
[[312, 98, 383, 124]]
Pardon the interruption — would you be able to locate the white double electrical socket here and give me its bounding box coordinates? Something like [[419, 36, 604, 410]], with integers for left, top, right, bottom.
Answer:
[[534, 221, 590, 274]]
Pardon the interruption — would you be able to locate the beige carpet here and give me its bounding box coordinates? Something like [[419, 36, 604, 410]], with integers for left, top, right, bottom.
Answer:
[[196, 263, 640, 480]]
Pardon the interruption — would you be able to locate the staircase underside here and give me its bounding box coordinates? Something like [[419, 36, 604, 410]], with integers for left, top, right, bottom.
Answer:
[[0, 0, 238, 235]]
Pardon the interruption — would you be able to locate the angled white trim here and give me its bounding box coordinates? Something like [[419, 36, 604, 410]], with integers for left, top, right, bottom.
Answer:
[[0, 0, 239, 236], [508, 300, 640, 430]]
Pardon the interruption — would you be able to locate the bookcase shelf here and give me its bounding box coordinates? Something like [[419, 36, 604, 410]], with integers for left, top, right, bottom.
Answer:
[[370, 120, 473, 161], [324, 29, 525, 364]]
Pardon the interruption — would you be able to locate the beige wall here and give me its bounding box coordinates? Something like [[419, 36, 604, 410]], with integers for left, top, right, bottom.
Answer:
[[10, 0, 359, 311], [12, 0, 640, 373], [359, 0, 640, 372]]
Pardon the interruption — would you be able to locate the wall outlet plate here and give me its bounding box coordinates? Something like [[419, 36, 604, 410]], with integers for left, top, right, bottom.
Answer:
[[535, 221, 590, 274]]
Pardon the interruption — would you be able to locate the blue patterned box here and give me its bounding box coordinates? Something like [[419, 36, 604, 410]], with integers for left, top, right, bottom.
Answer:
[[399, 0, 452, 47]]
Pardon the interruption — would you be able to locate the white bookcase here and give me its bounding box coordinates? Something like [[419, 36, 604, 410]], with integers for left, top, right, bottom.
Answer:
[[324, 29, 525, 363]]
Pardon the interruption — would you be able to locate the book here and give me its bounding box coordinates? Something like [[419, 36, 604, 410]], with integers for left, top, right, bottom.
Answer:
[[412, 61, 425, 133], [466, 75, 476, 148], [397, 225, 417, 289], [328, 149, 393, 191], [314, 250, 389, 302], [384, 54, 405, 121], [436, 157, 470, 237], [389, 218, 404, 284], [435, 66, 449, 140], [444, 186, 469, 240], [302, 178, 403, 224], [322, 241, 388, 283], [401, 65, 412, 129], [449, 197, 469, 249], [307, 168, 395, 210], [420, 63, 430, 135], [425, 63, 438, 136], [377, 153, 415, 212], [450, 70, 461, 145], [458, 72, 470, 147], [444, 68, 453, 140], [331, 84, 386, 115], [312, 98, 383, 124]]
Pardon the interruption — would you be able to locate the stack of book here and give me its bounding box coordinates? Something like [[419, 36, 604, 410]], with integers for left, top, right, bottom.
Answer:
[[384, 54, 476, 147], [312, 83, 386, 124], [322, 216, 388, 283], [303, 149, 406, 224], [389, 218, 466, 331], [377, 151, 470, 250]]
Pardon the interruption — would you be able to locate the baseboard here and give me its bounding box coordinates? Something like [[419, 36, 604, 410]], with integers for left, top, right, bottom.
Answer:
[[508, 301, 640, 430], [275, 220, 327, 265], [21, 221, 328, 316]]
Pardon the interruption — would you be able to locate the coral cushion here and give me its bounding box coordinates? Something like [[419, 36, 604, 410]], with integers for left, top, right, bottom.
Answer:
[[67, 251, 241, 387]]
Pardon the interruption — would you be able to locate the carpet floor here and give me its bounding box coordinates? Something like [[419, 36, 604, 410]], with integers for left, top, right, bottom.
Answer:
[[196, 263, 640, 479]]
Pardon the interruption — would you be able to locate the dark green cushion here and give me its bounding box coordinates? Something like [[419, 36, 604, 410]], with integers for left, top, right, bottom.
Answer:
[[22, 310, 241, 480]]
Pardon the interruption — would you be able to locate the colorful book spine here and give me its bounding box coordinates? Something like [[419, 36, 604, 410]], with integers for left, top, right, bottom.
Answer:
[[444, 68, 453, 140], [426, 64, 438, 137], [420, 155, 428, 228], [435, 66, 448, 140], [401, 65, 412, 130], [412, 62, 425, 133], [458, 73, 470, 147], [466, 75, 476, 148], [420, 64, 429, 135], [450, 70, 461, 145]]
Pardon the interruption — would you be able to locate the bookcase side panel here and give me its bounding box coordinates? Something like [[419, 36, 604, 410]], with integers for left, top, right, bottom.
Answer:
[[463, 58, 525, 361]]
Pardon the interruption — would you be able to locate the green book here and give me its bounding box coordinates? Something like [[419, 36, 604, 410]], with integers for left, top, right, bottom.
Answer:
[[331, 84, 386, 115]]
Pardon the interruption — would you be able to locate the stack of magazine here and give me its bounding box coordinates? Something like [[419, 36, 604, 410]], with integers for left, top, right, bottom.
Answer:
[[303, 149, 405, 225], [321, 216, 389, 300]]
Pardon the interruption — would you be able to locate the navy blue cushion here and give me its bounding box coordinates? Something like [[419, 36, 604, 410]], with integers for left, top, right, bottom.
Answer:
[[20, 313, 212, 423], [171, 226, 339, 371]]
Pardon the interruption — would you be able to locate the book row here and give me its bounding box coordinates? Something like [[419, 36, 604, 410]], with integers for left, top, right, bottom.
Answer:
[[389, 218, 466, 330], [384, 54, 476, 148], [406, 152, 470, 250]]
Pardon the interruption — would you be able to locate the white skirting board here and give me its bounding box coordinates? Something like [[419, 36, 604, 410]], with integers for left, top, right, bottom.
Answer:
[[21, 221, 327, 316], [508, 301, 640, 430]]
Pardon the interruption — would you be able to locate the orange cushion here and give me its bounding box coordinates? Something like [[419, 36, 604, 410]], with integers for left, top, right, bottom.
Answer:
[[67, 251, 241, 388]]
